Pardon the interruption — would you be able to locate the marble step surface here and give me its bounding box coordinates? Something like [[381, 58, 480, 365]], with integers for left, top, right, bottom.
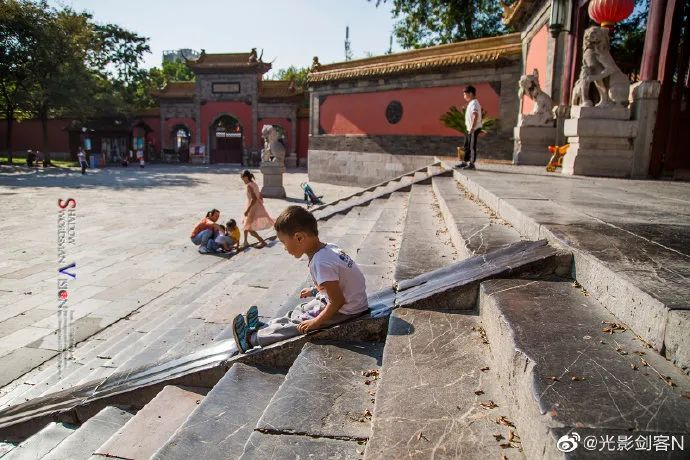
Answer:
[[366, 308, 515, 459], [2, 422, 75, 460], [394, 183, 459, 281], [432, 176, 521, 259], [479, 279, 690, 459], [242, 341, 384, 459], [152, 364, 286, 460], [42, 406, 134, 460], [91, 385, 207, 460]]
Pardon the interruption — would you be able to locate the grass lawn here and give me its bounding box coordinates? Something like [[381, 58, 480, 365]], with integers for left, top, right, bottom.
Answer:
[[1, 156, 77, 169]]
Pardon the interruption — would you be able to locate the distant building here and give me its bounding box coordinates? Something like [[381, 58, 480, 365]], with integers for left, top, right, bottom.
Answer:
[[162, 49, 200, 63]]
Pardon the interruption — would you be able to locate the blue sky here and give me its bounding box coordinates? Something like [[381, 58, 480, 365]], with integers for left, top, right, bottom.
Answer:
[[48, 0, 403, 76]]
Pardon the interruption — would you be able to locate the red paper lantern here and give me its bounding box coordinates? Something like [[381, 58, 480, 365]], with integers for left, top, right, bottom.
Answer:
[[588, 0, 635, 27]]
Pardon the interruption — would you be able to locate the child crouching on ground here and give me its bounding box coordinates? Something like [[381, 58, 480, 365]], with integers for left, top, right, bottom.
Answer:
[[232, 205, 368, 353], [226, 219, 241, 252]]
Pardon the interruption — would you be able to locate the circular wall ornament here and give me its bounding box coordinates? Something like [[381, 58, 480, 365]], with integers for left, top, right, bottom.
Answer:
[[386, 100, 403, 124]]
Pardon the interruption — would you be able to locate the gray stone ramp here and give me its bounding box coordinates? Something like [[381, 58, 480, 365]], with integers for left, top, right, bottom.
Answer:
[[92, 385, 207, 460], [479, 279, 690, 459], [42, 406, 134, 460], [2, 422, 76, 460], [365, 308, 510, 459], [395, 239, 568, 310], [394, 183, 458, 281], [432, 176, 521, 258], [152, 364, 286, 460]]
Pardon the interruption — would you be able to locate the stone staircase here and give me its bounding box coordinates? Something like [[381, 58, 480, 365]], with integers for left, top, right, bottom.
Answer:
[[1, 161, 689, 459]]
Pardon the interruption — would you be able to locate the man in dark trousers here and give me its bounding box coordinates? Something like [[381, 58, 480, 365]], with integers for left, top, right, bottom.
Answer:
[[458, 85, 482, 170]]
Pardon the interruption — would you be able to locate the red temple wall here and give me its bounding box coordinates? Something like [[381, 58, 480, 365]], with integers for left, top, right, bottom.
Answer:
[[318, 84, 500, 136], [522, 25, 549, 114]]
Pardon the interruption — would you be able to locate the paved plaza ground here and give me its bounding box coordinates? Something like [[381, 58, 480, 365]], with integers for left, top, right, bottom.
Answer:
[[0, 164, 358, 390]]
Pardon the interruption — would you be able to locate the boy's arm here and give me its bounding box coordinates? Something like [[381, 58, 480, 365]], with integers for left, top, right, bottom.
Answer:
[[297, 280, 345, 333]]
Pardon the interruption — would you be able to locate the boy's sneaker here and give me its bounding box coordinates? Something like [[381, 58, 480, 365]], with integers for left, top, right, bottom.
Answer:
[[232, 314, 251, 353], [455, 162, 468, 169], [246, 305, 267, 330], [198, 246, 209, 254], [464, 163, 476, 170]]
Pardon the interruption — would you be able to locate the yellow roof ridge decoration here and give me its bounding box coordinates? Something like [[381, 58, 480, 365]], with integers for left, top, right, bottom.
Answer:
[[501, 0, 541, 27], [259, 80, 305, 100], [308, 33, 521, 84]]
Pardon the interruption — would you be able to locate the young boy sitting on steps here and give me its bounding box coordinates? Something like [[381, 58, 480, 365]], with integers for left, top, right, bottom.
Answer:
[[232, 205, 368, 353]]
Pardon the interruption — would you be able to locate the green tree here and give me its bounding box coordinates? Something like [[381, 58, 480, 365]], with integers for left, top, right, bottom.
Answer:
[[0, 0, 44, 164], [273, 66, 310, 88], [371, 0, 507, 49], [608, 0, 649, 79]]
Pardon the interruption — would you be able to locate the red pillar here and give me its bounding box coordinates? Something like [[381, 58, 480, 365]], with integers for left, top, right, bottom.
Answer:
[[639, 0, 668, 80]]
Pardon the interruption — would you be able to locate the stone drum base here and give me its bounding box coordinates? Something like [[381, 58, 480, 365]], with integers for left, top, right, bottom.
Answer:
[[260, 162, 286, 198], [513, 126, 557, 166], [562, 106, 637, 178]]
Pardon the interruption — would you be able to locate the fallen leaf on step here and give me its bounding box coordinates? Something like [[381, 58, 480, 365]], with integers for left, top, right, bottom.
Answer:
[[493, 433, 504, 441], [633, 351, 646, 356], [547, 376, 560, 382], [417, 431, 429, 442], [640, 359, 649, 367], [571, 376, 586, 381], [474, 390, 485, 396], [508, 430, 520, 443], [630, 363, 638, 371], [500, 443, 514, 449], [496, 416, 515, 427], [480, 367, 490, 372], [501, 455, 508, 460], [480, 400, 498, 409]]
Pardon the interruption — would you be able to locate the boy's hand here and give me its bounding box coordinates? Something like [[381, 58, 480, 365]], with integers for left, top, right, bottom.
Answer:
[[297, 318, 321, 334], [300, 287, 314, 299]]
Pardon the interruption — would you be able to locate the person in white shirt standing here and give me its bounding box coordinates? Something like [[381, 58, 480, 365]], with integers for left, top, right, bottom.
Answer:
[[77, 147, 87, 175], [459, 85, 482, 170]]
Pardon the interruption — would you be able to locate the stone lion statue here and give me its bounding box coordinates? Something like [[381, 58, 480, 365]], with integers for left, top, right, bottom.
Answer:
[[571, 26, 630, 108], [518, 69, 554, 126], [260, 125, 286, 164]]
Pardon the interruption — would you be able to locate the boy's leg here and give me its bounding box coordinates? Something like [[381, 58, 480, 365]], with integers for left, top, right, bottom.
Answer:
[[252, 300, 362, 348]]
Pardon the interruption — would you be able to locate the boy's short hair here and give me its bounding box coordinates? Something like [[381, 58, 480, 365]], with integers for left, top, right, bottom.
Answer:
[[463, 85, 476, 95], [274, 206, 318, 237], [226, 219, 236, 229]]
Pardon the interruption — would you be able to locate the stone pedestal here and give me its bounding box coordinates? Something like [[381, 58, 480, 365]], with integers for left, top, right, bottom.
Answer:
[[513, 126, 557, 165], [561, 106, 637, 178], [630, 81, 661, 178], [260, 162, 286, 198], [285, 152, 297, 168]]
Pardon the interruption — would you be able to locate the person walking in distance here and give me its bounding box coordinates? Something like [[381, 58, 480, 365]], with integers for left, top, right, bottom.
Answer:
[[77, 147, 87, 175], [458, 85, 482, 170]]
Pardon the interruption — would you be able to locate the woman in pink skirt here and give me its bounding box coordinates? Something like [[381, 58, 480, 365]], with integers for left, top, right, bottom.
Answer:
[[241, 170, 274, 248]]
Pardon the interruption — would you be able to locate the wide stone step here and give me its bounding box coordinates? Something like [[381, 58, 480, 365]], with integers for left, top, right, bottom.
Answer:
[[479, 279, 690, 459], [2, 421, 75, 459], [152, 364, 285, 460], [432, 176, 521, 258], [241, 341, 384, 459], [366, 308, 512, 459], [394, 184, 458, 281], [395, 239, 569, 311], [92, 385, 207, 460], [42, 406, 134, 460]]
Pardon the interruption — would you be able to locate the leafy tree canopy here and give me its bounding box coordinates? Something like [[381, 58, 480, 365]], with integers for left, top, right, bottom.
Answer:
[[272, 66, 310, 88], [371, 0, 508, 49]]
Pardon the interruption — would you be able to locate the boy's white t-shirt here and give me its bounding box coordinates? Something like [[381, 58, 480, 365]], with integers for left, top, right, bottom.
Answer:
[[465, 99, 483, 132], [309, 243, 368, 315]]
